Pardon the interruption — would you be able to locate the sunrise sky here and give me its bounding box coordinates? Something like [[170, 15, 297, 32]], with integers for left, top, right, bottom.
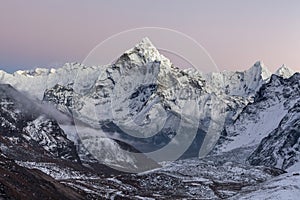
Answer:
[[1, 0, 300, 73]]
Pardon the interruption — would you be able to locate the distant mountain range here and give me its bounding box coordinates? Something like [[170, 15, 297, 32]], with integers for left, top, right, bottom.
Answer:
[[0, 38, 299, 199]]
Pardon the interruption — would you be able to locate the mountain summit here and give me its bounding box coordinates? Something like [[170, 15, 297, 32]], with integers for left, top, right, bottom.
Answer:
[[115, 37, 172, 69], [275, 64, 295, 78]]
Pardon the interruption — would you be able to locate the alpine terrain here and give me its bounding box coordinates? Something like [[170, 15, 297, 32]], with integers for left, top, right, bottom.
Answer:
[[0, 38, 299, 199]]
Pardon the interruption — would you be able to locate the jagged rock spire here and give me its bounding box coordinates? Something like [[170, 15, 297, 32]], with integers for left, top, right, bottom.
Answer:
[[275, 64, 295, 78]]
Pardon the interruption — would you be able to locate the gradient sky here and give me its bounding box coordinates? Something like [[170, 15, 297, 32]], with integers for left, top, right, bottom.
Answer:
[[0, 0, 300, 73]]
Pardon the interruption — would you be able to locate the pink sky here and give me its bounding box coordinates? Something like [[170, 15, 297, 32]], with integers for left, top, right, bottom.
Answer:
[[0, 0, 299, 72]]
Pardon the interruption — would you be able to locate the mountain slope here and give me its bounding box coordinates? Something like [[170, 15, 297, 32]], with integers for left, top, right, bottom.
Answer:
[[230, 172, 300, 200], [0, 150, 85, 200], [0, 84, 80, 162], [0, 83, 159, 173], [248, 100, 300, 172], [214, 73, 300, 158]]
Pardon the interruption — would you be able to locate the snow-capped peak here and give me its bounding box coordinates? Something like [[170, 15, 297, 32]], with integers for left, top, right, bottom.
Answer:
[[253, 60, 265, 67], [275, 64, 295, 79], [135, 37, 155, 50], [250, 60, 271, 81], [13, 68, 54, 77], [115, 37, 172, 68]]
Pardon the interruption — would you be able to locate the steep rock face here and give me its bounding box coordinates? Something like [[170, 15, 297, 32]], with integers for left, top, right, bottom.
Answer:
[[213, 73, 300, 161], [23, 116, 79, 161], [248, 101, 300, 171], [0, 84, 80, 162], [43, 84, 83, 116]]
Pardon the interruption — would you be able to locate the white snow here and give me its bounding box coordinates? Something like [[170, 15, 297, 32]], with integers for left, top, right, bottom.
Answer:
[[275, 64, 295, 79], [222, 102, 288, 152], [15, 161, 96, 180], [231, 172, 300, 200]]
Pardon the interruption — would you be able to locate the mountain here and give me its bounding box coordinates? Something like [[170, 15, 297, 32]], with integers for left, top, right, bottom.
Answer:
[[0, 63, 106, 100], [0, 38, 297, 164], [203, 61, 271, 97], [211, 71, 300, 175], [275, 64, 295, 79], [213, 73, 300, 157], [38, 38, 273, 161], [0, 84, 79, 162], [0, 38, 299, 199], [0, 82, 159, 173]]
